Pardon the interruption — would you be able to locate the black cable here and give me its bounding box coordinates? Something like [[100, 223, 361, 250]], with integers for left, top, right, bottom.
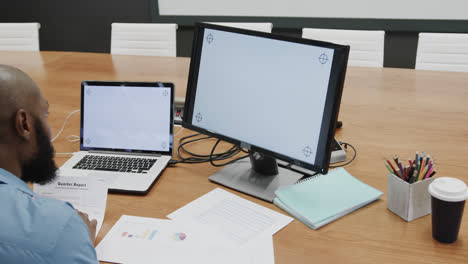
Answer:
[[176, 134, 218, 162], [177, 134, 212, 159], [179, 135, 237, 158], [208, 139, 249, 167], [329, 141, 357, 168], [171, 133, 247, 164], [174, 134, 211, 164], [171, 132, 356, 171], [172, 133, 213, 164]]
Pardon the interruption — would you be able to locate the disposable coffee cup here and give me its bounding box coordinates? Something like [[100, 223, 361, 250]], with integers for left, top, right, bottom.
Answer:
[[428, 177, 468, 243]]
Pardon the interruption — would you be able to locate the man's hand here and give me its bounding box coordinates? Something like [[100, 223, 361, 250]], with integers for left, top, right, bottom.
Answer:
[[76, 210, 97, 246]]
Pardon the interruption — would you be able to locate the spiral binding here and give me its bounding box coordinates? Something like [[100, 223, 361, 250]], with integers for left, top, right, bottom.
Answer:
[[292, 173, 324, 186], [277, 173, 324, 193]]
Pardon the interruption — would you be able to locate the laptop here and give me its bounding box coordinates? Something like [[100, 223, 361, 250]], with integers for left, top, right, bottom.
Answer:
[[59, 81, 174, 194]]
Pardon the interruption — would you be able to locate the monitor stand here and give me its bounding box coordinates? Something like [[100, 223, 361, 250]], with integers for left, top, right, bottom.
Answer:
[[208, 152, 303, 202]]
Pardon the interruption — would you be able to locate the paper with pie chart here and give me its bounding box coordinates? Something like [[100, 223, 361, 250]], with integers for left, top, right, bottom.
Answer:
[[96, 215, 252, 264]]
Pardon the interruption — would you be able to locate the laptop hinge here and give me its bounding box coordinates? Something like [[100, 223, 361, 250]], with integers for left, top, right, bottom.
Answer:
[[88, 150, 162, 157]]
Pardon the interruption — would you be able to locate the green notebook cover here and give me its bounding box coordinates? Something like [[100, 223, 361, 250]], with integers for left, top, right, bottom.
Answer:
[[274, 168, 382, 229]]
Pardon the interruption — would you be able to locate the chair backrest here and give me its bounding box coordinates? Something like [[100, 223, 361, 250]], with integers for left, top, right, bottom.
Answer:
[[111, 23, 178, 57], [416, 33, 468, 72], [207, 22, 273, 33], [0, 23, 41, 51], [302, 28, 385, 68]]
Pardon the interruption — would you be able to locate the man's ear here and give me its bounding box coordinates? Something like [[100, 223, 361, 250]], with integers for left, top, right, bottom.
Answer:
[[14, 109, 33, 141]]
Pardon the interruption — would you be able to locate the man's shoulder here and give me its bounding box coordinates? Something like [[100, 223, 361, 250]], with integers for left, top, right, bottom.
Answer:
[[0, 186, 87, 257], [1, 184, 77, 228]]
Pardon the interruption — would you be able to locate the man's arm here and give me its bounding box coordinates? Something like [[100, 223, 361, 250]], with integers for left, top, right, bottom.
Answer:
[[76, 210, 97, 246], [50, 210, 99, 264]]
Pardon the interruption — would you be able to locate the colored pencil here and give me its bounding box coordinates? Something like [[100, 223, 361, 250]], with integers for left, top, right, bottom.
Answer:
[[395, 156, 404, 178], [386, 160, 400, 178], [384, 162, 394, 175], [423, 164, 434, 180], [414, 156, 421, 182], [420, 155, 428, 180], [385, 152, 435, 183], [420, 160, 432, 181]]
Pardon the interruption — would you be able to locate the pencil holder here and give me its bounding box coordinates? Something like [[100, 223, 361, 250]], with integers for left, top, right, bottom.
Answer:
[[387, 172, 435, 221]]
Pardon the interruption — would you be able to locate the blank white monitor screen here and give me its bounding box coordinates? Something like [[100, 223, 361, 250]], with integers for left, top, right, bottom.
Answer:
[[184, 23, 349, 178], [191, 28, 335, 165]]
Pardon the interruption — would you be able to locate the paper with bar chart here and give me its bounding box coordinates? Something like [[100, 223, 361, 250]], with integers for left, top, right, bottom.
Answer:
[[96, 215, 253, 264]]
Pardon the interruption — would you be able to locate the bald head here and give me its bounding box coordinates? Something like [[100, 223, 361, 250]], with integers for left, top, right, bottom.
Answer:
[[0, 65, 56, 182], [0, 65, 43, 141]]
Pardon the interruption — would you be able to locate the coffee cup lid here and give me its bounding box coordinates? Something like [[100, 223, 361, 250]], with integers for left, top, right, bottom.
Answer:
[[429, 177, 468, 202]]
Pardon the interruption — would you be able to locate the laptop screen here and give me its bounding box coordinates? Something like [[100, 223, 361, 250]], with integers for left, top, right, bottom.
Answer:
[[80, 81, 174, 155]]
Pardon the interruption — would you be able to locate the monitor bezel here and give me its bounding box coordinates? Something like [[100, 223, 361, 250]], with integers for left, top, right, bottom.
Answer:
[[182, 23, 349, 174], [80, 80, 174, 156]]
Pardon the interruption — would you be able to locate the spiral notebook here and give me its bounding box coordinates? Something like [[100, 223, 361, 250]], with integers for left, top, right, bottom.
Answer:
[[273, 168, 382, 230]]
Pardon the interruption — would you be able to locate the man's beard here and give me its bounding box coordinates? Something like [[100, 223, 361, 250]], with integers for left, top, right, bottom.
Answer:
[[21, 118, 58, 184]]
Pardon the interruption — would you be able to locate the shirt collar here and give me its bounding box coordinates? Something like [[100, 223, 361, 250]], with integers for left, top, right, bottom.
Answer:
[[0, 168, 35, 196]]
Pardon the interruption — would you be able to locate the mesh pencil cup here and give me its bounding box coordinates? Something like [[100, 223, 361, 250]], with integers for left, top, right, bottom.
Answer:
[[387, 172, 435, 221]]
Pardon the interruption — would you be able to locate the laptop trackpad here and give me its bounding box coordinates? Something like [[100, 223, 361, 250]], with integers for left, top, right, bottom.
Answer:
[[86, 172, 119, 185]]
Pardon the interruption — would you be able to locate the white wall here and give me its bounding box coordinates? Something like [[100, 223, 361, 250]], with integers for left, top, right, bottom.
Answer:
[[158, 0, 468, 20]]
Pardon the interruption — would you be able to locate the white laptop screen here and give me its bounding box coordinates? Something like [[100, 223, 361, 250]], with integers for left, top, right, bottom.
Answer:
[[80, 81, 174, 155]]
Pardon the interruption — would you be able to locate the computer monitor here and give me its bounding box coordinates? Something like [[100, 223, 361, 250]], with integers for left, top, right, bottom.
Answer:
[[182, 23, 349, 202]]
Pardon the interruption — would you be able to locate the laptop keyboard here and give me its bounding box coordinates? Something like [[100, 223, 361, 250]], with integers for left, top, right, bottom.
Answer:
[[72, 155, 157, 174]]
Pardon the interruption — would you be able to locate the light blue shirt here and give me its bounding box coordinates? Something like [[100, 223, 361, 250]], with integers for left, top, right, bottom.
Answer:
[[0, 168, 98, 263]]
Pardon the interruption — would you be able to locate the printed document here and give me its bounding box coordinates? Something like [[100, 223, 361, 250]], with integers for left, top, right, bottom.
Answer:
[[96, 215, 254, 264], [33, 176, 108, 235], [167, 188, 293, 245]]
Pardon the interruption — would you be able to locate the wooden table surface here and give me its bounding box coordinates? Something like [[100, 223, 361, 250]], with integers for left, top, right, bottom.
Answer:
[[2, 51, 468, 263]]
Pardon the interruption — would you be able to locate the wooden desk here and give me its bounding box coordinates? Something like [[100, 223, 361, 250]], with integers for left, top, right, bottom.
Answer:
[[2, 51, 468, 263]]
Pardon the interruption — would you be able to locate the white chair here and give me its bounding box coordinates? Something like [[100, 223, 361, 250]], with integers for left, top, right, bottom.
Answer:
[[207, 22, 273, 33], [0, 23, 41, 51], [416, 33, 468, 72], [302, 28, 385, 67], [111, 23, 178, 57]]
